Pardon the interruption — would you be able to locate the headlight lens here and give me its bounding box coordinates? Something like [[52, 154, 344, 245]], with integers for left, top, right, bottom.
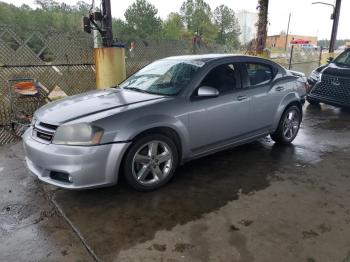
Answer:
[[310, 70, 321, 81], [52, 123, 104, 146]]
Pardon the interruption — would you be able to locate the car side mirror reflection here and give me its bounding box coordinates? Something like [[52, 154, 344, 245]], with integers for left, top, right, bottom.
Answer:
[[197, 86, 219, 98], [327, 57, 334, 63]]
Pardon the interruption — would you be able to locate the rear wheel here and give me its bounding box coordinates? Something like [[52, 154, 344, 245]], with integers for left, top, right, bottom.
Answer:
[[271, 105, 301, 145], [123, 134, 178, 191]]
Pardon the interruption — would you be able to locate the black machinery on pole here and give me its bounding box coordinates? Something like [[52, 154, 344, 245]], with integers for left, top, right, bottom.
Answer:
[[82, 0, 113, 47]]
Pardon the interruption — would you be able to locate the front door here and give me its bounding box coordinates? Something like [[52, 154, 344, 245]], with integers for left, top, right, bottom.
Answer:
[[187, 62, 251, 152]]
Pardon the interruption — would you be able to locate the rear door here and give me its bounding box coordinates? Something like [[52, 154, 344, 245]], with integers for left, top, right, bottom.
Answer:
[[241, 62, 287, 134]]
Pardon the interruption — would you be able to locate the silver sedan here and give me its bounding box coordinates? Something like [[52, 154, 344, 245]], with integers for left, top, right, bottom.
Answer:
[[23, 54, 307, 191]]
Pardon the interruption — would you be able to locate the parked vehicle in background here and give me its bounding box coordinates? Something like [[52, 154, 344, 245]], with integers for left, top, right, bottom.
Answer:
[[23, 54, 306, 191], [300, 44, 318, 50], [307, 48, 350, 108]]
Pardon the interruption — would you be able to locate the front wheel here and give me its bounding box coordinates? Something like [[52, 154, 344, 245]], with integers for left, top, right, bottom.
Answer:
[[270, 105, 301, 145], [123, 134, 178, 191]]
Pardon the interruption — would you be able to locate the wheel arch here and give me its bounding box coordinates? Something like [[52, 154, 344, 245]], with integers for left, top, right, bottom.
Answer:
[[273, 93, 303, 132], [131, 126, 183, 163]]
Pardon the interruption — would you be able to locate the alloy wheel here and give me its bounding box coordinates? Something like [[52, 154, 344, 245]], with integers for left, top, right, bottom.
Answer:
[[132, 140, 173, 186], [282, 109, 300, 140]]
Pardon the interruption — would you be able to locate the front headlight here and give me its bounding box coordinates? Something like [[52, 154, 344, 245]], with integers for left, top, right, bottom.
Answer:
[[309, 70, 321, 81], [52, 123, 104, 146]]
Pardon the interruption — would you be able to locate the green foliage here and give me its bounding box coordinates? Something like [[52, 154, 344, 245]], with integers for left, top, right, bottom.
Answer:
[[112, 18, 132, 42], [180, 0, 217, 42], [0, 1, 90, 38], [0, 0, 243, 49], [213, 5, 240, 48], [161, 13, 185, 40], [124, 0, 162, 39]]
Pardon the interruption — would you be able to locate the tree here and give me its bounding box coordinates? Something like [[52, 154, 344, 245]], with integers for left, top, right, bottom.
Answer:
[[112, 18, 134, 42], [0, 1, 91, 38], [256, 0, 269, 53], [124, 0, 162, 39], [75, 1, 90, 14], [161, 12, 184, 40], [34, 0, 60, 11], [180, 0, 217, 42], [213, 5, 240, 48]]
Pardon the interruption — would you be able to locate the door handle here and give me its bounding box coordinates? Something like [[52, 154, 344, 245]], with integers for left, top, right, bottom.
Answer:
[[236, 95, 247, 101], [276, 86, 285, 91]]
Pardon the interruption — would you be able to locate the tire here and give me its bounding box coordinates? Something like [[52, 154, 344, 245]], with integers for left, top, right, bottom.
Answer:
[[306, 97, 320, 105], [270, 105, 302, 145], [123, 134, 178, 191]]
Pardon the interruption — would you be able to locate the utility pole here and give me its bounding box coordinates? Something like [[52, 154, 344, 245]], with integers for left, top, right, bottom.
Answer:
[[101, 0, 113, 47], [312, 0, 342, 53], [329, 0, 341, 53], [284, 13, 291, 51], [256, 0, 269, 54], [82, 0, 126, 89]]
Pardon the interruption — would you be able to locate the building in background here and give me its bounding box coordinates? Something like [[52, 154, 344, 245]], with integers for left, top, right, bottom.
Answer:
[[236, 10, 258, 45], [266, 34, 318, 49]]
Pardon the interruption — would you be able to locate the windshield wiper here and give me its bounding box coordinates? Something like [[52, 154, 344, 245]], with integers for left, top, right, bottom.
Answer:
[[123, 86, 174, 96], [123, 87, 150, 94]]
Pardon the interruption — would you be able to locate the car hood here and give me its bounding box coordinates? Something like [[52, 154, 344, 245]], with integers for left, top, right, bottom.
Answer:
[[35, 88, 166, 124], [322, 62, 350, 77]]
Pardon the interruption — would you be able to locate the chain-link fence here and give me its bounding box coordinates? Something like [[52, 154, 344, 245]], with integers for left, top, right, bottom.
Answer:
[[124, 39, 237, 76], [0, 26, 331, 145], [269, 46, 328, 76], [0, 27, 239, 144], [0, 26, 95, 143]]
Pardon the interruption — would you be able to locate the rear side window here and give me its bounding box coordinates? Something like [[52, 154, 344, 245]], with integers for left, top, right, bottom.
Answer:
[[245, 63, 273, 86]]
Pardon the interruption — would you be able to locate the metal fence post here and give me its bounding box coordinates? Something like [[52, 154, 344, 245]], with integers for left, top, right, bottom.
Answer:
[[288, 44, 294, 70], [318, 47, 323, 66]]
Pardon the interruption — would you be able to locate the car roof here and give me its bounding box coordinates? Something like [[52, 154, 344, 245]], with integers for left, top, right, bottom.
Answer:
[[164, 54, 242, 62], [163, 54, 276, 64]]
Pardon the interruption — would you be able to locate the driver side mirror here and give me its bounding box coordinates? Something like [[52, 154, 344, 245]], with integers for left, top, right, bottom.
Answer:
[[327, 57, 334, 63], [197, 86, 219, 98]]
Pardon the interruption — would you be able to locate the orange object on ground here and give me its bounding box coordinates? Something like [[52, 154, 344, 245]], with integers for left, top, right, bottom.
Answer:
[[13, 81, 38, 96]]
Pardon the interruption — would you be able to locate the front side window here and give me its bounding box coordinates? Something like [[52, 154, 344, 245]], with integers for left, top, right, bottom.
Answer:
[[198, 63, 238, 95], [245, 63, 273, 86], [120, 59, 204, 96], [334, 49, 350, 67]]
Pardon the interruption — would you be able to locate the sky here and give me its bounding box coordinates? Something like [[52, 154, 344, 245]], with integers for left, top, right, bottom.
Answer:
[[2, 0, 349, 40]]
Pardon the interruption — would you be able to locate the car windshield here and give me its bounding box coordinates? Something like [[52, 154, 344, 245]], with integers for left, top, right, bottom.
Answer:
[[333, 49, 350, 67], [120, 59, 204, 96]]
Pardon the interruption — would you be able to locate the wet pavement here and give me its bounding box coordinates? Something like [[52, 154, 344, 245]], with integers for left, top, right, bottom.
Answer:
[[1, 103, 350, 262]]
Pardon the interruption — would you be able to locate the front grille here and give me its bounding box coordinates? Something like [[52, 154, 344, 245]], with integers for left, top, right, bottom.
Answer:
[[36, 131, 53, 141], [311, 74, 350, 103], [39, 122, 58, 130], [32, 121, 58, 143]]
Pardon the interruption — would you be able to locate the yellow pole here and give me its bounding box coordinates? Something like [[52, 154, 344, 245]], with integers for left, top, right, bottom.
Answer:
[[94, 47, 126, 89]]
